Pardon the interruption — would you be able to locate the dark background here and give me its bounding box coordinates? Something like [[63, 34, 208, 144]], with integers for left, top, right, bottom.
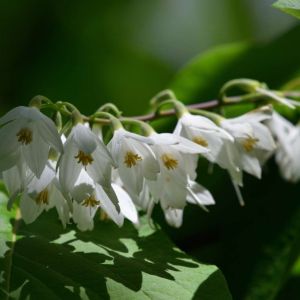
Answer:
[[0, 0, 295, 115]]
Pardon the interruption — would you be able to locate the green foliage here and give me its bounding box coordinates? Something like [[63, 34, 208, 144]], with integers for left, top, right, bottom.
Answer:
[[0, 188, 232, 300], [273, 0, 300, 19], [170, 25, 300, 105]]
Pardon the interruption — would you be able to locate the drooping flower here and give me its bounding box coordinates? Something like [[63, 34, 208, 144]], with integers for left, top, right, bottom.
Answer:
[[71, 169, 138, 231], [146, 132, 214, 210], [0, 106, 63, 178], [108, 128, 160, 199], [174, 112, 234, 163], [59, 123, 114, 196], [267, 112, 300, 182], [174, 111, 244, 197], [161, 179, 215, 228], [16, 163, 70, 226], [220, 106, 276, 180]]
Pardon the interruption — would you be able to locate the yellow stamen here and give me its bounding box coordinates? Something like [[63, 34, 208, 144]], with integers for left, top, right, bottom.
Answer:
[[35, 189, 49, 205], [16, 128, 32, 145], [75, 150, 94, 167], [124, 151, 142, 168], [192, 136, 208, 147], [100, 210, 109, 221], [242, 136, 259, 152], [161, 153, 178, 170], [81, 195, 100, 207]]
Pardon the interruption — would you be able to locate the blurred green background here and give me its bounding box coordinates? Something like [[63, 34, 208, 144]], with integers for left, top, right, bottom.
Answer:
[[1, 1, 300, 299], [0, 0, 296, 116]]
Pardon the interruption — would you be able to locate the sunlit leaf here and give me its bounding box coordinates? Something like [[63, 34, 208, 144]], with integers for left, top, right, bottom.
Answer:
[[0, 187, 232, 300], [273, 0, 300, 19]]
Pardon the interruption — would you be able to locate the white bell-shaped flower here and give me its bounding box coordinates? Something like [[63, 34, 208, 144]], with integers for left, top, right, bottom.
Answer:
[[174, 112, 243, 186], [220, 106, 276, 179], [174, 113, 234, 163], [267, 112, 300, 182], [18, 163, 70, 226], [161, 180, 215, 228], [108, 128, 160, 198], [0, 106, 63, 178], [71, 169, 138, 231], [59, 123, 114, 195], [147, 132, 212, 209]]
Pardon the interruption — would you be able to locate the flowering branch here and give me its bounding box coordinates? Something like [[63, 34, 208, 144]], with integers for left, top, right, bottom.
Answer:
[[1, 78, 300, 231]]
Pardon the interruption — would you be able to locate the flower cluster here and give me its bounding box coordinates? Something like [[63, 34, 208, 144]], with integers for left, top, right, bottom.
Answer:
[[0, 83, 300, 231]]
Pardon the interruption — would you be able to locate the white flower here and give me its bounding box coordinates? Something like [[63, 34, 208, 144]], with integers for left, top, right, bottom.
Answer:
[[174, 112, 234, 163], [146, 132, 213, 210], [220, 106, 276, 179], [2, 162, 33, 210], [18, 163, 70, 226], [163, 207, 184, 228], [161, 180, 215, 228], [0, 106, 63, 178], [59, 123, 114, 195], [112, 183, 139, 225], [267, 112, 300, 182], [108, 128, 160, 198], [71, 169, 138, 231], [174, 112, 243, 193]]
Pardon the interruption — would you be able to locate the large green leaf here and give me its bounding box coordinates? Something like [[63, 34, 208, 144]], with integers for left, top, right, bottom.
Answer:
[[0, 188, 232, 300], [169, 25, 300, 104], [273, 0, 300, 19]]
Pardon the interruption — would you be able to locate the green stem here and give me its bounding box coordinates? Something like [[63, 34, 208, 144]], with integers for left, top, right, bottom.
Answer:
[[188, 108, 224, 125], [97, 103, 122, 117], [121, 117, 155, 136], [155, 99, 188, 118], [92, 111, 123, 131]]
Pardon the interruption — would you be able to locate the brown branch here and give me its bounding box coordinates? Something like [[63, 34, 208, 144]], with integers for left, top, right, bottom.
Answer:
[[129, 100, 220, 122]]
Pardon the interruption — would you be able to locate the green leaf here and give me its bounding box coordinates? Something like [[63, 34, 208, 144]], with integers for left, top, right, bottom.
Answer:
[[273, 0, 300, 19], [169, 25, 300, 107], [0, 188, 232, 300]]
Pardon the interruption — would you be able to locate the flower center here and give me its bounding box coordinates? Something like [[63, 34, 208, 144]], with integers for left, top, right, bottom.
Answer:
[[242, 136, 259, 152], [192, 136, 208, 147], [124, 151, 142, 168], [75, 150, 94, 167], [81, 195, 100, 207], [161, 153, 178, 170], [16, 128, 32, 145], [35, 189, 49, 205]]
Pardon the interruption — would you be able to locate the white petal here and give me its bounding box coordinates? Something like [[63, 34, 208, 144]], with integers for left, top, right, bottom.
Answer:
[[59, 141, 82, 193], [250, 123, 275, 151], [0, 149, 21, 173], [49, 181, 70, 227], [72, 124, 98, 154], [228, 105, 273, 124], [163, 207, 183, 228], [0, 119, 23, 157], [22, 127, 49, 178], [27, 164, 55, 195], [86, 147, 113, 186], [72, 200, 97, 231], [240, 153, 262, 179], [96, 185, 123, 226], [20, 193, 43, 224], [36, 119, 63, 153], [133, 141, 159, 181], [187, 181, 215, 206], [0, 106, 43, 125], [112, 183, 138, 224]]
